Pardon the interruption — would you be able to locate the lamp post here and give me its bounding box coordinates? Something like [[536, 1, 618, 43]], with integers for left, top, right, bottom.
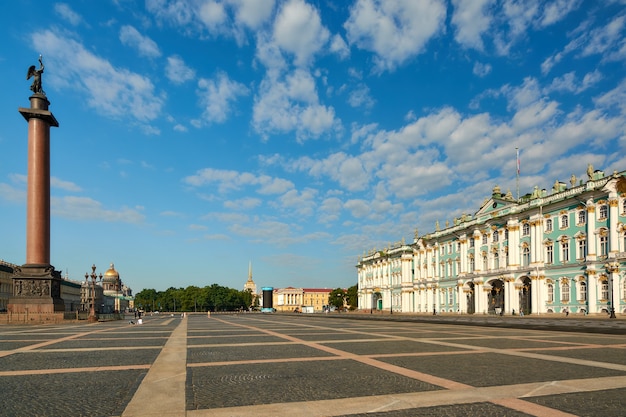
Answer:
[[85, 264, 102, 323], [605, 261, 619, 319]]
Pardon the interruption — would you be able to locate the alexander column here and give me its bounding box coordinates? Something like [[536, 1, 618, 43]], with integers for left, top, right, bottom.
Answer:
[[8, 56, 64, 319]]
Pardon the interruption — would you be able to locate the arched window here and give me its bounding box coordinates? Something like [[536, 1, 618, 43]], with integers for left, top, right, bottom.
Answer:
[[482, 253, 488, 271], [578, 210, 586, 225], [522, 223, 530, 236], [522, 246, 530, 266], [578, 239, 587, 259], [547, 283, 554, 303], [546, 218, 553, 232], [600, 278, 609, 300], [469, 255, 475, 272], [561, 280, 570, 302], [546, 242, 554, 264], [599, 234, 609, 257], [482, 234, 488, 244], [494, 252, 499, 269], [561, 240, 570, 262], [561, 214, 569, 229], [579, 281, 587, 301], [493, 231, 499, 242]]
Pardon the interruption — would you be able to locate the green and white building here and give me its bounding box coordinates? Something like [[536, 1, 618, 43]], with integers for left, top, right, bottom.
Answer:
[[357, 167, 626, 316]]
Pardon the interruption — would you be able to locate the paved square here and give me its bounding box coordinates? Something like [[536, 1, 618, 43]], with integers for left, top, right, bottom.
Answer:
[[1, 314, 625, 416]]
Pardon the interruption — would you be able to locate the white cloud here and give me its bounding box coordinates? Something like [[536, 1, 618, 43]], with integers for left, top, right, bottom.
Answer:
[[32, 29, 164, 127], [197, 71, 249, 124], [348, 84, 375, 109], [253, 69, 339, 141], [451, 0, 494, 51], [52, 196, 145, 223], [224, 197, 262, 210], [51, 177, 82, 192], [183, 168, 294, 195], [330, 34, 350, 60], [165, 55, 196, 84], [473, 61, 492, 77], [344, 0, 446, 72], [273, 0, 330, 66], [119, 25, 161, 58], [230, 0, 275, 29], [54, 3, 83, 26]]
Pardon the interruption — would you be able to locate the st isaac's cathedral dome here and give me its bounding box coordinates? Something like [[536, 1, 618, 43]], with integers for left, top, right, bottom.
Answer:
[[102, 263, 121, 295]]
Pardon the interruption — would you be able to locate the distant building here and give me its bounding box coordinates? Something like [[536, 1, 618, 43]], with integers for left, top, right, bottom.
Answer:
[[272, 287, 331, 312], [60, 275, 81, 312], [0, 260, 17, 312], [243, 261, 258, 307], [81, 263, 134, 313], [357, 166, 626, 316]]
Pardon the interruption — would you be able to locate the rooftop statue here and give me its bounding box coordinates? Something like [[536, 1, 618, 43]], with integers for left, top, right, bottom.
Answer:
[[27, 55, 45, 95]]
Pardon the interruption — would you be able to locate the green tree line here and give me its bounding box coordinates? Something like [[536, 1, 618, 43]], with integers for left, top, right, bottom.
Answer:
[[134, 283, 358, 313], [134, 284, 256, 312]]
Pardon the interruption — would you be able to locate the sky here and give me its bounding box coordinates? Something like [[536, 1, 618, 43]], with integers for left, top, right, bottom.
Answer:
[[1, 0, 625, 293]]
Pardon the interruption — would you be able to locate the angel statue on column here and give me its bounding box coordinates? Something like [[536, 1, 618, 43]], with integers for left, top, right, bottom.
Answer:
[[27, 55, 45, 95]]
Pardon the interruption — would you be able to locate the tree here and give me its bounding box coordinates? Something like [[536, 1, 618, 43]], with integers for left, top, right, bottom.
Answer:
[[346, 284, 358, 310], [328, 288, 346, 310]]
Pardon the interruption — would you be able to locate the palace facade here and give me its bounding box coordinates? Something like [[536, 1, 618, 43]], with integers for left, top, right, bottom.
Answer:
[[357, 166, 626, 316]]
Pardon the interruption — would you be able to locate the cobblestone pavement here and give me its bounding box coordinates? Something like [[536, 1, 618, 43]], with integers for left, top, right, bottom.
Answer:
[[1, 313, 625, 416]]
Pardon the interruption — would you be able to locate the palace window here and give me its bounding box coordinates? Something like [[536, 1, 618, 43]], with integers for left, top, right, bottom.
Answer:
[[561, 214, 569, 229], [599, 205, 608, 220], [600, 235, 609, 257], [622, 199, 626, 215], [546, 243, 554, 264], [469, 255, 475, 272], [482, 234, 488, 245], [522, 223, 530, 236], [561, 240, 570, 262], [601, 280, 609, 300], [578, 210, 586, 225], [578, 239, 587, 260], [545, 219, 553, 232], [623, 279, 626, 300], [470, 238, 475, 248], [448, 288, 454, 305], [561, 281, 570, 302], [579, 281, 587, 301], [493, 231, 499, 242], [482, 253, 488, 271], [547, 284, 554, 303], [494, 252, 500, 269], [522, 246, 530, 267], [504, 229, 509, 240]]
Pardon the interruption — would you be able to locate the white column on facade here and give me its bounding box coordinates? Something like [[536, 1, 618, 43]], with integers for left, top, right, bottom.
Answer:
[[536, 274, 545, 314], [460, 235, 468, 274], [475, 280, 484, 314], [609, 197, 619, 256], [457, 282, 466, 313], [508, 220, 520, 268], [586, 199, 597, 260], [587, 270, 598, 314], [531, 275, 539, 315], [504, 278, 514, 314]]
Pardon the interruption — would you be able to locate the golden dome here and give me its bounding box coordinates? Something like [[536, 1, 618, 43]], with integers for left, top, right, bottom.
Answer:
[[103, 263, 120, 282]]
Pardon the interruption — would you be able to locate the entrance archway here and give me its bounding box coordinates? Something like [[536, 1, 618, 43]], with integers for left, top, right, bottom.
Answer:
[[372, 292, 382, 310], [466, 282, 475, 314], [519, 277, 531, 315], [488, 279, 504, 314]]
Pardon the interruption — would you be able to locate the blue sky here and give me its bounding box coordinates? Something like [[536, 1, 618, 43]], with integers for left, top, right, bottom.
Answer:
[[1, 0, 625, 293]]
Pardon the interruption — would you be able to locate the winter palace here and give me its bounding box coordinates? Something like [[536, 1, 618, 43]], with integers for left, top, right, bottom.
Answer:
[[357, 165, 626, 317]]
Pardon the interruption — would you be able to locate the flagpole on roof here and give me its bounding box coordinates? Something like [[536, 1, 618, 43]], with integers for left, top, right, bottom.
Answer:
[[516, 147, 520, 202]]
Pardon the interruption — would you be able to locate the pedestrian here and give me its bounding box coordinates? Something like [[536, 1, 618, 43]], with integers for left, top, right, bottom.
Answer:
[[564, 308, 569, 317]]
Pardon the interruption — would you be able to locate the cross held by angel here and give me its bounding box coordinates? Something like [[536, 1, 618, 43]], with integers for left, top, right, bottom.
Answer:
[[27, 55, 45, 95]]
